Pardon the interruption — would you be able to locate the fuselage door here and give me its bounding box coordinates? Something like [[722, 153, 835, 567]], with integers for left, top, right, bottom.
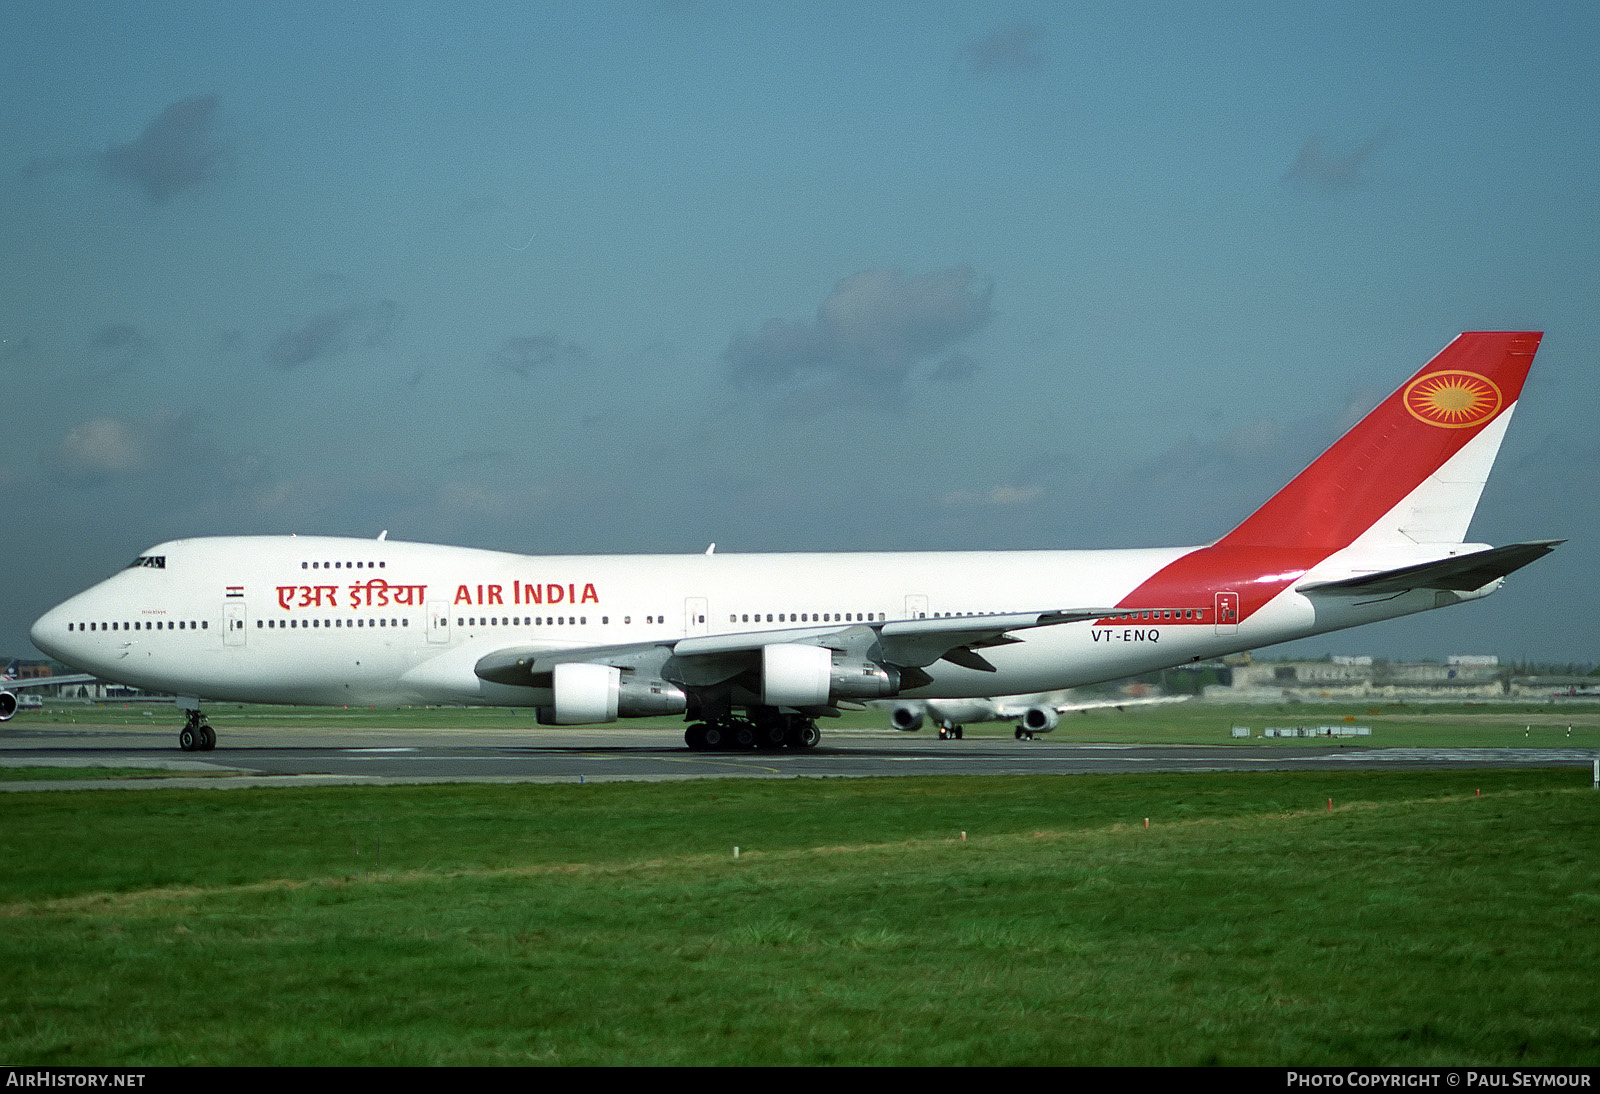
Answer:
[[223, 600, 248, 647], [685, 597, 708, 637], [427, 601, 451, 645], [905, 594, 929, 620], [1214, 591, 1239, 636]]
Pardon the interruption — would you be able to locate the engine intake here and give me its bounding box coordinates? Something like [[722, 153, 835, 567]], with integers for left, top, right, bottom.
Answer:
[[889, 704, 925, 732], [1020, 706, 1059, 734]]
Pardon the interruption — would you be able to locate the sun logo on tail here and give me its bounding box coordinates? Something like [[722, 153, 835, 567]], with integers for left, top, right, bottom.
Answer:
[[1402, 370, 1502, 428]]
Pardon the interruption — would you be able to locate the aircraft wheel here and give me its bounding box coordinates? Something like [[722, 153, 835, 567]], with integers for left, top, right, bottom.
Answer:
[[733, 722, 758, 750], [954, 726, 963, 739], [685, 723, 708, 750], [179, 726, 199, 752], [788, 720, 821, 749], [701, 723, 726, 750], [200, 724, 217, 750]]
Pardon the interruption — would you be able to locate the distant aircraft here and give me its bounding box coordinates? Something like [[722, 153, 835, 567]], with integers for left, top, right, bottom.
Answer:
[[29, 332, 1558, 753], [0, 659, 98, 721], [883, 691, 1190, 739]]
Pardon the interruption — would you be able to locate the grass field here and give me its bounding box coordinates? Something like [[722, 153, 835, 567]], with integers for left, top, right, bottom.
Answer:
[[1, 764, 1596, 1065]]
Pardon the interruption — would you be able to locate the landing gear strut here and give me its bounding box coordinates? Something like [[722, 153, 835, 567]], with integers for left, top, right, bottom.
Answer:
[[179, 707, 216, 752]]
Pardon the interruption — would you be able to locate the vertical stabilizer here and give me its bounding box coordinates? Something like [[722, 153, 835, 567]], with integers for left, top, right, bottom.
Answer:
[[1219, 332, 1541, 552]]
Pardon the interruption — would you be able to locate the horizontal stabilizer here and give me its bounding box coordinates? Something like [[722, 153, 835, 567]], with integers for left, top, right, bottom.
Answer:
[[1296, 540, 1562, 596]]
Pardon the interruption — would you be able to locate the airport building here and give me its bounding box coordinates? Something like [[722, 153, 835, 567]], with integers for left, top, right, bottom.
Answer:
[[1201, 655, 1595, 702]]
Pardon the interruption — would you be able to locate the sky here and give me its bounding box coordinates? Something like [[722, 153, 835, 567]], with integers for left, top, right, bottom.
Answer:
[[2, 1, 1596, 666]]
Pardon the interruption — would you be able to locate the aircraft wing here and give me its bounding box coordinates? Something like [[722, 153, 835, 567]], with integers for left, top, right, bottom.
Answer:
[[2, 673, 98, 690], [1296, 540, 1562, 597], [475, 608, 1120, 689], [1048, 695, 1191, 714], [985, 694, 1191, 717]]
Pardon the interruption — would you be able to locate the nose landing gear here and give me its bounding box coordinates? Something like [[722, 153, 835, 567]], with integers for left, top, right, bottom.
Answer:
[[178, 707, 216, 751]]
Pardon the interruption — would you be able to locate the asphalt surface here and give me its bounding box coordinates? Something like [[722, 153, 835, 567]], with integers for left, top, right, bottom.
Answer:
[[2, 720, 1597, 790]]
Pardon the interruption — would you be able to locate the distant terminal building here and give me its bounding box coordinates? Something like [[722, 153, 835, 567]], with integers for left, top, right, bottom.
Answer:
[[1207, 656, 1507, 702]]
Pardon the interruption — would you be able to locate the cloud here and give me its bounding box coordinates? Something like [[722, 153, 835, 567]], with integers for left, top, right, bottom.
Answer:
[[48, 409, 216, 480], [940, 484, 1045, 507], [1283, 134, 1387, 192], [493, 335, 591, 377], [45, 411, 297, 530], [960, 23, 1046, 75], [266, 300, 400, 369], [53, 417, 152, 480], [927, 352, 980, 384], [724, 266, 993, 403], [86, 322, 159, 375], [100, 94, 230, 203]]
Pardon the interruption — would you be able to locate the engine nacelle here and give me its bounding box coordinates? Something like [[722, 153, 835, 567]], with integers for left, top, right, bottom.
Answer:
[[889, 704, 925, 732], [0, 691, 15, 722], [540, 662, 620, 725], [1020, 706, 1059, 734], [617, 678, 688, 718], [538, 663, 688, 724], [762, 644, 831, 707], [761, 644, 901, 707], [830, 659, 900, 700]]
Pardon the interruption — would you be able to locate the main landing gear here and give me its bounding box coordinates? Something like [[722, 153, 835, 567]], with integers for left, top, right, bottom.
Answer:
[[178, 707, 216, 752], [937, 722, 964, 740], [685, 713, 821, 751]]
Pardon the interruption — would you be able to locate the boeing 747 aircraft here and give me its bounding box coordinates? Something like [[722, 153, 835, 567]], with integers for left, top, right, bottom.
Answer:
[[883, 692, 1190, 739], [30, 332, 1558, 752]]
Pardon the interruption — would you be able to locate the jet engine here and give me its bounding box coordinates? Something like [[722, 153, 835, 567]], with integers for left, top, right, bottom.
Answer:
[[0, 692, 15, 722], [761, 644, 900, 707], [538, 662, 686, 724], [889, 704, 925, 732], [1020, 706, 1059, 734]]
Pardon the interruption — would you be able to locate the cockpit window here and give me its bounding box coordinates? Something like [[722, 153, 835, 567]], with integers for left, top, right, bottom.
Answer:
[[128, 555, 166, 569]]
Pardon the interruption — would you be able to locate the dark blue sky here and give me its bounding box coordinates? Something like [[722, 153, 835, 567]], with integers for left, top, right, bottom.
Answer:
[[3, 2, 1595, 663]]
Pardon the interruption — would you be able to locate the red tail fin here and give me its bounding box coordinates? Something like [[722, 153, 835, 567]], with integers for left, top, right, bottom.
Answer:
[[1101, 332, 1542, 625], [1218, 331, 1541, 551]]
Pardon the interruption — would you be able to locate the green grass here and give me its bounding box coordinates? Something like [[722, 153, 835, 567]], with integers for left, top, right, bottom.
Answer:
[[0, 766, 193, 781], [0, 769, 1596, 1065]]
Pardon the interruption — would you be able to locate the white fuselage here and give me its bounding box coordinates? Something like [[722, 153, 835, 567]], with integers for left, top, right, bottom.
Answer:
[[28, 534, 1481, 711]]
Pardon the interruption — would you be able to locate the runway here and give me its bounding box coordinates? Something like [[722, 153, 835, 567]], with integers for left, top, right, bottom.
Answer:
[[3, 720, 1597, 790]]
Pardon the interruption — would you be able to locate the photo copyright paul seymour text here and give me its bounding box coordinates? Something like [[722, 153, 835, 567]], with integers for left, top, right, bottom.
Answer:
[[1287, 1075, 1592, 1089]]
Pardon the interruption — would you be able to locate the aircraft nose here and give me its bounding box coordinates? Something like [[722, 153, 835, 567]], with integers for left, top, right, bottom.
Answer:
[[30, 599, 77, 665]]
